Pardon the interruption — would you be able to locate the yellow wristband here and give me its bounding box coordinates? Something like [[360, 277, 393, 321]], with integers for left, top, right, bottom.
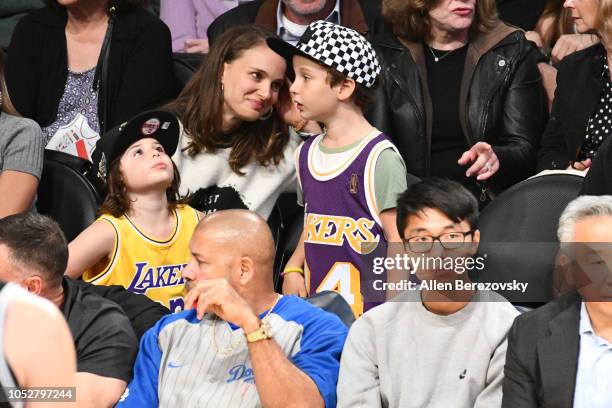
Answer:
[[282, 267, 304, 277]]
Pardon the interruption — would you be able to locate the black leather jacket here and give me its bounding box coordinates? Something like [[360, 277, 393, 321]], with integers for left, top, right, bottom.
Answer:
[[368, 21, 547, 195]]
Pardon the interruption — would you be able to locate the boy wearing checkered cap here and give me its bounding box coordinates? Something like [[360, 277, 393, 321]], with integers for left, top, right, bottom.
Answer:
[[268, 21, 407, 317]]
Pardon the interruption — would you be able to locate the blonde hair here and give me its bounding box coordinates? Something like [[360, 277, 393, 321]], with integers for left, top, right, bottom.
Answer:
[[597, 0, 612, 44], [382, 0, 499, 41], [0, 49, 19, 116]]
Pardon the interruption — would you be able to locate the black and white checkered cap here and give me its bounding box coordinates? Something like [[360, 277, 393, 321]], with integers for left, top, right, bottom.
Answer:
[[267, 21, 381, 88]]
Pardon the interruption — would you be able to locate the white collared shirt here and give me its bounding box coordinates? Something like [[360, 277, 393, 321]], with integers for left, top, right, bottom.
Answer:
[[573, 302, 612, 408], [276, 0, 341, 45]]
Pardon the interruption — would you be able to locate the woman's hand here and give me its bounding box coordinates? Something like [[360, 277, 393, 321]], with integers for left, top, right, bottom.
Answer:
[[276, 81, 303, 126], [568, 158, 592, 172], [275, 80, 322, 133], [183, 38, 209, 54], [525, 31, 544, 48], [458, 142, 500, 181], [282, 273, 308, 297], [551, 34, 599, 65]]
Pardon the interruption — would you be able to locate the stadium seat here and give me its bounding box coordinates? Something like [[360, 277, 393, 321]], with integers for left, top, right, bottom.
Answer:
[[474, 171, 584, 306], [36, 151, 102, 242], [305, 290, 356, 327], [269, 193, 303, 291], [172, 53, 206, 94]]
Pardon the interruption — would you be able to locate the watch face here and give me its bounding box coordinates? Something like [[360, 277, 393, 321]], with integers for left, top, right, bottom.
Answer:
[[262, 320, 273, 337]]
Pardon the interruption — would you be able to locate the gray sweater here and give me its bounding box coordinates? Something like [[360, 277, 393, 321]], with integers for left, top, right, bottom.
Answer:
[[0, 112, 43, 179], [337, 290, 520, 408]]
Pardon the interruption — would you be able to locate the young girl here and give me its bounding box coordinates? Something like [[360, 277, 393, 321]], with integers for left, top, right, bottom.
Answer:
[[67, 110, 200, 313]]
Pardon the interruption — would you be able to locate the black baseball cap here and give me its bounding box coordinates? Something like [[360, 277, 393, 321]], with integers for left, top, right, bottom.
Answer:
[[97, 110, 181, 165]]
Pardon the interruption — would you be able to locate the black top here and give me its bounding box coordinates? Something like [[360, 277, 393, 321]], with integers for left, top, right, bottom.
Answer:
[[72, 279, 170, 340], [424, 44, 474, 192], [5, 6, 176, 132], [61, 277, 138, 382], [496, 0, 547, 31]]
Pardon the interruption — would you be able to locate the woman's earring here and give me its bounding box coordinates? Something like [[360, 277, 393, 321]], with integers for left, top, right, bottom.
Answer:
[[0, 90, 3, 108], [258, 107, 274, 121]]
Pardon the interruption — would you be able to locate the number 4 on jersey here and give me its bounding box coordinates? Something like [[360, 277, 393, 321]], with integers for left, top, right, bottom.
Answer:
[[316, 262, 364, 317]]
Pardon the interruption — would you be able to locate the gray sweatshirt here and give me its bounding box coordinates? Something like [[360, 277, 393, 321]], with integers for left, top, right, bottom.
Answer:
[[0, 112, 43, 178], [337, 290, 519, 408]]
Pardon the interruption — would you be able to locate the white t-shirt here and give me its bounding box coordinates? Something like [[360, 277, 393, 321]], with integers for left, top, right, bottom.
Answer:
[[172, 128, 301, 219]]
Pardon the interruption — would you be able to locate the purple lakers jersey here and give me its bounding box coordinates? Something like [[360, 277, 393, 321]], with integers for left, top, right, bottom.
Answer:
[[298, 131, 394, 316]]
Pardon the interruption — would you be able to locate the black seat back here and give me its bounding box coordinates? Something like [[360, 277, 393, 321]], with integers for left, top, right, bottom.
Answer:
[[305, 290, 356, 327], [172, 53, 206, 95], [36, 152, 101, 241], [474, 172, 584, 305]]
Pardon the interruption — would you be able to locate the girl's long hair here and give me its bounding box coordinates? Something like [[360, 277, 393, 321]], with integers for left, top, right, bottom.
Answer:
[[99, 158, 187, 217]]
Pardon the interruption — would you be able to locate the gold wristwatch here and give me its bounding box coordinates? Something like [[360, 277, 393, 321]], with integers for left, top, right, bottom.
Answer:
[[245, 320, 272, 343]]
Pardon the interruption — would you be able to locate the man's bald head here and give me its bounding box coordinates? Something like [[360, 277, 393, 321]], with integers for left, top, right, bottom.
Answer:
[[194, 210, 276, 275]]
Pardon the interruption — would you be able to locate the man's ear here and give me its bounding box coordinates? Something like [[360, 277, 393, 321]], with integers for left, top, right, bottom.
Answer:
[[238, 257, 256, 284], [336, 78, 356, 102], [22, 276, 43, 296]]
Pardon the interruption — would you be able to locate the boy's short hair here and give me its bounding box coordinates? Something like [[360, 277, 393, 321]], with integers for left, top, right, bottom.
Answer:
[[0, 212, 68, 286], [396, 178, 479, 239], [325, 66, 377, 112]]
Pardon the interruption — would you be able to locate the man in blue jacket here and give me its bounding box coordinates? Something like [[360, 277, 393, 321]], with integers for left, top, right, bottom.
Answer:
[[119, 210, 348, 408]]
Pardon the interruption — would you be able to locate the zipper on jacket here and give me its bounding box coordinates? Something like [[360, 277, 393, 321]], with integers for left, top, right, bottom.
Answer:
[[478, 35, 523, 140], [476, 54, 515, 201], [479, 59, 513, 140]]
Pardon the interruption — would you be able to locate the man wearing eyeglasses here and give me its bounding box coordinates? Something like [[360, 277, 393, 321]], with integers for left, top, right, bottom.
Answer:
[[337, 178, 519, 408]]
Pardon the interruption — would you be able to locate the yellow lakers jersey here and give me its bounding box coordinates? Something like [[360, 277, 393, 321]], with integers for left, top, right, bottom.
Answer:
[[83, 205, 200, 312]]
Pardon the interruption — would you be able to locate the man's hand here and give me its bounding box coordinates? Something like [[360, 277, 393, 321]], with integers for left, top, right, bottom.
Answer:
[[282, 273, 308, 297], [184, 279, 259, 331], [458, 142, 500, 180], [551, 34, 599, 65], [183, 38, 209, 54]]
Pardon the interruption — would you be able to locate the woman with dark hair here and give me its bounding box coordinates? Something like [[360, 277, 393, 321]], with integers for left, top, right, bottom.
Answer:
[[370, 0, 547, 203], [168, 25, 316, 218], [5, 0, 175, 162], [538, 0, 612, 172], [0, 49, 44, 218]]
